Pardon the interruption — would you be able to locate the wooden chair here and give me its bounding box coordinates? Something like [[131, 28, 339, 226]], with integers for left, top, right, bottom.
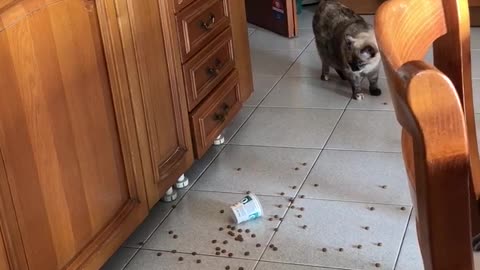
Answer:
[[375, 0, 480, 269]]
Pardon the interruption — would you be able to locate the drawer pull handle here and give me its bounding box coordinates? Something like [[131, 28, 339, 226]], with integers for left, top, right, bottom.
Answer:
[[213, 103, 230, 122], [222, 103, 230, 113], [213, 113, 226, 122], [207, 59, 223, 77], [207, 67, 220, 77], [200, 14, 216, 30]]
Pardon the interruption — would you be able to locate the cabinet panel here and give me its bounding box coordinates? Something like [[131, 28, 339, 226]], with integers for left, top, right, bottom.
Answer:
[[116, 0, 193, 206], [190, 72, 242, 157], [176, 0, 230, 62], [183, 29, 235, 111], [229, 0, 253, 102], [0, 231, 8, 270], [0, 0, 148, 269]]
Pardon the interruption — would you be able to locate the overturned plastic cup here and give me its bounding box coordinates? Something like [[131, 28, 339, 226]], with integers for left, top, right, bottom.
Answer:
[[230, 193, 263, 224]]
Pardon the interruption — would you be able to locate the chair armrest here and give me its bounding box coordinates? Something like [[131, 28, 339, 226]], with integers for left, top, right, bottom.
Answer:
[[385, 59, 472, 269]]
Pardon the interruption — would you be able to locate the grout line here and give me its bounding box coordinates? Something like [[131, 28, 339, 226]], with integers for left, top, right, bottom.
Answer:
[[256, 259, 356, 270], [255, 150, 323, 263], [222, 143, 403, 154], [392, 208, 414, 270], [257, 259, 359, 270], [323, 146, 402, 154], [244, 41, 323, 264], [137, 146, 228, 249], [120, 247, 141, 270], [185, 189, 413, 207], [128, 146, 229, 249], [256, 105, 395, 112], [224, 108, 256, 144], [137, 247, 261, 262], [225, 35, 314, 145]]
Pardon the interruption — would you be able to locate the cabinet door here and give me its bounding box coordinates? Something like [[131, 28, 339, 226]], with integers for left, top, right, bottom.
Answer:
[[0, 229, 10, 270], [245, 0, 298, 38], [115, 0, 194, 206], [0, 0, 148, 269]]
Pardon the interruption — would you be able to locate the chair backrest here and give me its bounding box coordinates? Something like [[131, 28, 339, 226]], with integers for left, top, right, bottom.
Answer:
[[375, 0, 476, 269]]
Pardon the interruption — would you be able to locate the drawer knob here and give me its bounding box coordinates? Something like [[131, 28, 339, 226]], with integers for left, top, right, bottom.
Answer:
[[207, 59, 223, 77], [222, 103, 230, 113], [200, 14, 216, 31], [213, 103, 230, 122], [207, 67, 220, 77], [213, 113, 226, 122]]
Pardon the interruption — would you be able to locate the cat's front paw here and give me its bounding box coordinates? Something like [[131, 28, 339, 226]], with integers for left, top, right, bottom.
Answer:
[[353, 93, 364, 101], [369, 88, 382, 96], [321, 74, 329, 81]]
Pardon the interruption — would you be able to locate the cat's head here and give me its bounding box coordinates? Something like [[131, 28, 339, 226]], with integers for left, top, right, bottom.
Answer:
[[345, 30, 381, 72]]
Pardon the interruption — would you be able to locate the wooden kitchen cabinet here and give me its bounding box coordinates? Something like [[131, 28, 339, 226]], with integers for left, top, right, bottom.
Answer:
[[114, 0, 194, 208], [0, 0, 194, 268], [163, 0, 253, 158], [0, 0, 152, 269], [0, 0, 251, 268]]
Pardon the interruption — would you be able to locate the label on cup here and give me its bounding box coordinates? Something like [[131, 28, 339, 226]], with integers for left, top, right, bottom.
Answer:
[[231, 194, 263, 224]]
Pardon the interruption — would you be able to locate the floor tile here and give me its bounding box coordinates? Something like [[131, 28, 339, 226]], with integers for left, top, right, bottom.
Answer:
[[474, 50, 480, 79], [224, 107, 255, 143], [231, 107, 342, 149], [256, 261, 334, 270], [245, 75, 282, 107], [472, 28, 480, 50], [395, 216, 423, 270], [185, 146, 224, 183], [248, 28, 256, 37], [249, 28, 314, 51], [193, 145, 319, 196], [396, 215, 480, 270], [126, 250, 256, 270], [300, 150, 411, 205], [262, 199, 411, 270], [285, 51, 323, 78], [297, 5, 316, 29], [123, 201, 173, 248], [251, 50, 302, 76], [102, 248, 138, 270], [260, 77, 351, 109], [326, 110, 401, 152], [473, 80, 480, 113], [144, 191, 289, 260], [346, 79, 394, 111], [305, 40, 317, 52]]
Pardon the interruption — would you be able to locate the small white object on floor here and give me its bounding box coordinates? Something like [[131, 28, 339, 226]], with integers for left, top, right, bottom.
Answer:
[[162, 187, 178, 202], [213, 134, 225, 145], [175, 174, 189, 189]]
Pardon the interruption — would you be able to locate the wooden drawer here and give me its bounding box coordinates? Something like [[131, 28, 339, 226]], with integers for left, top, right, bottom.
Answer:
[[176, 0, 230, 62], [183, 29, 235, 111], [190, 72, 241, 158], [174, 0, 196, 12]]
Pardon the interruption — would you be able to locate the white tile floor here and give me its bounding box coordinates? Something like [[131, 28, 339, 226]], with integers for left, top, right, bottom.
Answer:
[[102, 6, 480, 270]]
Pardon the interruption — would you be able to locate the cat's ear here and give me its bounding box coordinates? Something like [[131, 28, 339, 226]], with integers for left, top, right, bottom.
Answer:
[[345, 35, 356, 49]]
